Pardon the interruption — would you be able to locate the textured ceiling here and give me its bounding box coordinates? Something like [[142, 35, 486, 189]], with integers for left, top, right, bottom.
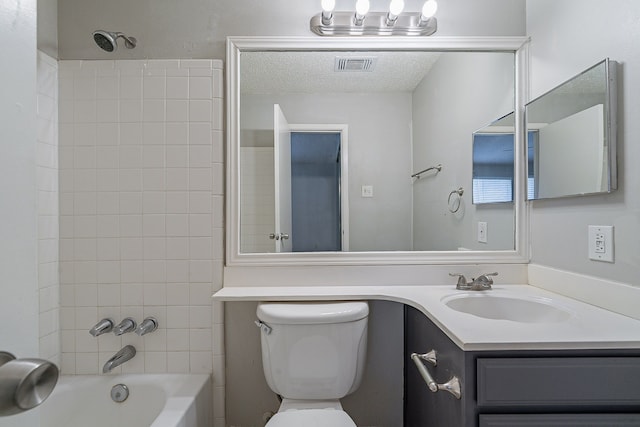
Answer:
[[241, 51, 441, 94]]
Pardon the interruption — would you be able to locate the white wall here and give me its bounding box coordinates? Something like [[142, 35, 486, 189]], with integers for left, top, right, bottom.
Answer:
[[241, 92, 414, 251], [0, 0, 40, 425], [412, 52, 515, 251], [57, 59, 225, 426], [527, 0, 640, 285]]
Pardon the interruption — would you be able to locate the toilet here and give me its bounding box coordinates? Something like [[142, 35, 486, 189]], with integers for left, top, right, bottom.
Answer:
[[256, 301, 369, 427]]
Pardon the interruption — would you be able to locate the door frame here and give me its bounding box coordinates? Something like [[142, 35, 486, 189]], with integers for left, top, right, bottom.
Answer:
[[273, 104, 293, 253], [290, 124, 349, 252]]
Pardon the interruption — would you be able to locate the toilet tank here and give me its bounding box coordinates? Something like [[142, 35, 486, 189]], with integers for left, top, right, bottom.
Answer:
[[256, 301, 369, 400]]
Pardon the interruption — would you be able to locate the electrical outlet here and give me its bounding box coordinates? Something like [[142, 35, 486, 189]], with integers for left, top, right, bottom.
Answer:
[[588, 225, 614, 262], [361, 185, 373, 198], [477, 222, 488, 243]]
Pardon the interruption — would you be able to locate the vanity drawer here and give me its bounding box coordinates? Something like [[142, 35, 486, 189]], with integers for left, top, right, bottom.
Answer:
[[477, 357, 640, 408]]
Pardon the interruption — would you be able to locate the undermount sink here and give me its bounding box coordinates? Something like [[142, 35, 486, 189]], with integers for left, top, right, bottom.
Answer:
[[441, 293, 573, 323]]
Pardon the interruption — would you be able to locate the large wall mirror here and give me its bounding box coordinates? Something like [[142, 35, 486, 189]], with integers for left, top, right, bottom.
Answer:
[[227, 37, 529, 265], [526, 58, 618, 200]]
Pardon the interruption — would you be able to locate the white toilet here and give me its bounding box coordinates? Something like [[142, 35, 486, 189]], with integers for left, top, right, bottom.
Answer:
[[256, 301, 369, 427]]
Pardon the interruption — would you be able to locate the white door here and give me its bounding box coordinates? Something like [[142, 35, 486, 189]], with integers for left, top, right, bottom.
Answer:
[[273, 104, 292, 252]]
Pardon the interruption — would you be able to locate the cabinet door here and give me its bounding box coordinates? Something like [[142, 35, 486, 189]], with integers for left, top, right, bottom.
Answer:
[[479, 414, 640, 426], [405, 306, 470, 427]]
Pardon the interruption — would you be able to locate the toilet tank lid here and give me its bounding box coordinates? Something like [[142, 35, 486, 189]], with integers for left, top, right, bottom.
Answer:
[[257, 301, 369, 325]]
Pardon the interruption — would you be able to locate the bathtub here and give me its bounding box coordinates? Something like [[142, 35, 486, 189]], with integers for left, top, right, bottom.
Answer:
[[40, 374, 212, 427]]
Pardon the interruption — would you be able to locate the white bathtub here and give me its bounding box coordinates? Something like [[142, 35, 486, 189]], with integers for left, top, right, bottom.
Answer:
[[40, 374, 212, 427]]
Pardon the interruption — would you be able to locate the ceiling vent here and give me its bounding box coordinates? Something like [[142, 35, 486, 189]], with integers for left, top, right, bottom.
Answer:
[[335, 57, 377, 72]]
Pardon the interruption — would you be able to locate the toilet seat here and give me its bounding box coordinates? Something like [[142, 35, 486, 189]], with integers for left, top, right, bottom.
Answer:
[[266, 408, 356, 427]]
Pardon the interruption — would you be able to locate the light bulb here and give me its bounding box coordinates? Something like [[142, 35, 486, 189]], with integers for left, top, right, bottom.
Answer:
[[389, 0, 405, 16], [321, 0, 335, 12], [321, 0, 335, 25], [421, 0, 438, 19], [355, 0, 370, 16]]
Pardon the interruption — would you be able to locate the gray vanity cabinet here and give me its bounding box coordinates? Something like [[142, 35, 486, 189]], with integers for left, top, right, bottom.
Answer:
[[404, 306, 640, 427]]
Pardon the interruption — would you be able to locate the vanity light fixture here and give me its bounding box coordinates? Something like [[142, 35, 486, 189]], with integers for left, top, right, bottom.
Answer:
[[310, 0, 438, 36]]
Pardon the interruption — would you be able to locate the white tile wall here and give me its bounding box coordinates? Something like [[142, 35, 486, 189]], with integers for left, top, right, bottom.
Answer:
[[38, 51, 60, 364], [58, 59, 225, 426]]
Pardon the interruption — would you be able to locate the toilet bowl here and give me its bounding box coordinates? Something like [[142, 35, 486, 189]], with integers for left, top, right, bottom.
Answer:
[[256, 301, 369, 427]]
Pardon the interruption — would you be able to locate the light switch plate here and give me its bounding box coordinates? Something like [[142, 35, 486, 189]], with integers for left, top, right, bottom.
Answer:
[[588, 225, 614, 262], [361, 185, 373, 198], [478, 222, 488, 243]]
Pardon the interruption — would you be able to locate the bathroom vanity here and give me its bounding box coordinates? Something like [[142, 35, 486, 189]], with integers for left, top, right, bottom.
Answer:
[[405, 305, 640, 426], [214, 284, 640, 427]]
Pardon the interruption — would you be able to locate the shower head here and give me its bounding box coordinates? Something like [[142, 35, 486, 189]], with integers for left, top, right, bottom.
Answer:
[[93, 30, 137, 52]]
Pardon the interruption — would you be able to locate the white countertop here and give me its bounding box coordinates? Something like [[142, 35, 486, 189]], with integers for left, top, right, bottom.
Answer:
[[213, 284, 640, 351]]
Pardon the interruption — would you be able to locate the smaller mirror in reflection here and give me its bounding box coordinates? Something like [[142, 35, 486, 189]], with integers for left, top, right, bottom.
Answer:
[[526, 58, 617, 200], [472, 112, 536, 204], [472, 112, 515, 204]]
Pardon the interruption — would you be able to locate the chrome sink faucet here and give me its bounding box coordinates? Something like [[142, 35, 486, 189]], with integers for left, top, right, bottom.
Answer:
[[103, 345, 136, 373], [449, 272, 498, 291]]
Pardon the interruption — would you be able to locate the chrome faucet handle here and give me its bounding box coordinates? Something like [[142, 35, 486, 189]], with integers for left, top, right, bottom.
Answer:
[[135, 317, 158, 336], [89, 318, 114, 337], [471, 272, 498, 289], [449, 273, 469, 289], [113, 318, 137, 336]]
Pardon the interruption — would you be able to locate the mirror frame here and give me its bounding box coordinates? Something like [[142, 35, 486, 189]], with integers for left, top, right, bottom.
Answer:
[[226, 36, 530, 266]]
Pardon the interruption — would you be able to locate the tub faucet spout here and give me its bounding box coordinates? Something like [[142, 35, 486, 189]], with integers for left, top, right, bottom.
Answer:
[[103, 345, 136, 373]]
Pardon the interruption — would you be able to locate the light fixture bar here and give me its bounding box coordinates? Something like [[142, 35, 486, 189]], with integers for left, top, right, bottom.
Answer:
[[310, 11, 437, 36]]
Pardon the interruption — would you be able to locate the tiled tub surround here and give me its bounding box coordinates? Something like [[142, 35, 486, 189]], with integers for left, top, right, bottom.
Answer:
[[37, 51, 60, 365], [57, 59, 225, 425]]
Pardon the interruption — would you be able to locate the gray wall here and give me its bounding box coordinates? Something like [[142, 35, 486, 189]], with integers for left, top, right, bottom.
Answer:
[[57, 0, 526, 60], [38, 0, 58, 58], [412, 52, 515, 251], [241, 93, 414, 252], [225, 300, 405, 427], [527, 0, 640, 285]]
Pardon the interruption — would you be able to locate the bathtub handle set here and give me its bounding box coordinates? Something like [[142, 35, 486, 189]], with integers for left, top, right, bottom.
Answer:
[[90, 317, 158, 337], [0, 351, 59, 416]]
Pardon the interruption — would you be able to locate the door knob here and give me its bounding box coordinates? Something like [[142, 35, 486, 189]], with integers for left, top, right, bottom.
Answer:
[[269, 233, 289, 240]]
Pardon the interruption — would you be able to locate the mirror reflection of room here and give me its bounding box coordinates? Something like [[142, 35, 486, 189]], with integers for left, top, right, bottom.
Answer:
[[239, 51, 515, 253]]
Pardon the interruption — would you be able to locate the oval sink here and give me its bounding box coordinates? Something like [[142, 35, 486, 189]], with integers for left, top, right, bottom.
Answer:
[[441, 293, 573, 323]]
